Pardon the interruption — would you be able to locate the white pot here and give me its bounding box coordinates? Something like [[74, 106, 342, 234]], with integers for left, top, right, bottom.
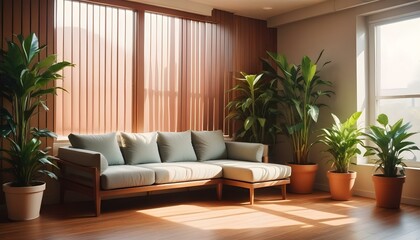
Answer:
[[3, 182, 46, 221]]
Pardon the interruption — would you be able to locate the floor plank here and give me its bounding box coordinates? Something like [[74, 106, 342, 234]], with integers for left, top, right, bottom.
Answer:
[[1, 187, 419, 240]]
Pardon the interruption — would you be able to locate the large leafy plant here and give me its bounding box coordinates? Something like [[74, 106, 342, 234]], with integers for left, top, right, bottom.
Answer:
[[318, 112, 363, 173], [226, 72, 280, 144], [262, 51, 334, 164], [364, 114, 419, 177], [0, 33, 73, 187]]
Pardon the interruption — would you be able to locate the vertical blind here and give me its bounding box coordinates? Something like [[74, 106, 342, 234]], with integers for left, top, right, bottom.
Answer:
[[143, 12, 222, 132], [54, 2, 273, 137], [55, 0, 135, 137]]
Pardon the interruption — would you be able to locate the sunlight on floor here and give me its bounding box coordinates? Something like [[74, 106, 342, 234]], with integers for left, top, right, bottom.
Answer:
[[137, 202, 360, 230]]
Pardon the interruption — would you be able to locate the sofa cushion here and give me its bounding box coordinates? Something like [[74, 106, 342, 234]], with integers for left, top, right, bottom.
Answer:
[[120, 132, 161, 164], [206, 160, 291, 183], [192, 130, 227, 161], [100, 165, 156, 190], [157, 131, 197, 162], [68, 132, 125, 165], [225, 141, 264, 162], [140, 162, 223, 184]]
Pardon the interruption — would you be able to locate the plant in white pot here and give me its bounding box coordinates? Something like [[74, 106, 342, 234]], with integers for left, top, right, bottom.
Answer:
[[262, 50, 334, 193], [363, 114, 419, 209], [318, 112, 362, 200], [0, 33, 73, 220]]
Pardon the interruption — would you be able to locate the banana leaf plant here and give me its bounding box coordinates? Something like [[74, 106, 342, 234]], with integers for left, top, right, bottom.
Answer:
[[318, 112, 363, 173], [261, 50, 334, 164], [0, 33, 73, 187], [363, 114, 419, 177], [226, 72, 280, 144]]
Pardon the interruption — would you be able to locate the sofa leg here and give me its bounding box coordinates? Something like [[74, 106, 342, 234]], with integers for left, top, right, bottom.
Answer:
[[95, 197, 101, 216], [217, 183, 223, 200], [249, 188, 255, 205], [281, 184, 287, 200]]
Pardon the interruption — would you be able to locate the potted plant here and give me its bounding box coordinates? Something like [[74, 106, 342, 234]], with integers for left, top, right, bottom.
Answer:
[[318, 112, 362, 200], [262, 50, 334, 193], [226, 72, 280, 145], [363, 114, 419, 209], [0, 33, 73, 220]]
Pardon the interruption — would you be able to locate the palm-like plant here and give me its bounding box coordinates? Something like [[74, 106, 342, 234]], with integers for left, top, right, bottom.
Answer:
[[0, 33, 73, 187], [226, 72, 280, 144], [318, 112, 362, 173], [364, 114, 419, 177], [262, 51, 334, 164]]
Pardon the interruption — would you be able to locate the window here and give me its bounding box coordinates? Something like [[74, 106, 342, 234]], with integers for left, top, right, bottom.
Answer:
[[55, 0, 135, 138], [369, 13, 420, 166]]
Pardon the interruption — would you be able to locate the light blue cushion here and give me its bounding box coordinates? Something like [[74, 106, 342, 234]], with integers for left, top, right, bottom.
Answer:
[[68, 132, 125, 165], [225, 141, 264, 162], [157, 131, 197, 162], [192, 130, 227, 161], [120, 132, 161, 164]]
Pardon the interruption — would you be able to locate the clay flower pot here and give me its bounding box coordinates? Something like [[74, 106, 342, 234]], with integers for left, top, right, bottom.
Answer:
[[287, 163, 318, 194], [327, 171, 357, 200], [372, 175, 405, 209], [3, 182, 46, 221]]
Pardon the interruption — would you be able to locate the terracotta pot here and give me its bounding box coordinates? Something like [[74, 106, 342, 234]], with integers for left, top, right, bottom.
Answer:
[[3, 182, 46, 221], [287, 163, 318, 194], [327, 171, 357, 201], [372, 175, 405, 209]]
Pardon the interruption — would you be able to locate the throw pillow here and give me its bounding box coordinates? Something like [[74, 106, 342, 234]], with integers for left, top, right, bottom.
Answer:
[[157, 131, 197, 162], [68, 132, 125, 165], [191, 130, 227, 161], [120, 132, 161, 164]]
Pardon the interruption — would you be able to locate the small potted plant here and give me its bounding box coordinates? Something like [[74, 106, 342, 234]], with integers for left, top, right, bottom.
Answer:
[[318, 112, 362, 200], [0, 33, 73, 220], [364, 114, 419, 208], [261, 50, 334, 193]]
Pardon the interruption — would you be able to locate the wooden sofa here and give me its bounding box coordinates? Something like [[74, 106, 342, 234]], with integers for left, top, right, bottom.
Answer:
[[57, 130, 291, 216]]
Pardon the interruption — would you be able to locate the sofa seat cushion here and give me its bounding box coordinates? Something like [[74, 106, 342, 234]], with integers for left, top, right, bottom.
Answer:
[[100, 165, 155, 190], [206, 160, 291, 183], [140, 162, 223, 184]]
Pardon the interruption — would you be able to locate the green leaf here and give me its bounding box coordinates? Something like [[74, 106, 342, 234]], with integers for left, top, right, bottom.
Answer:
[[258, 118, 266, 127], [301, 56, 316, 84], [377, 113, 388, 126], [244, 116, 255, 130], [308, 105, 319, 122]]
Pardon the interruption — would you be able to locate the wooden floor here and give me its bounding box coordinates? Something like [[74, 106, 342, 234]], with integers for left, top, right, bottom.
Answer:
[[1, 187, 420, 240]]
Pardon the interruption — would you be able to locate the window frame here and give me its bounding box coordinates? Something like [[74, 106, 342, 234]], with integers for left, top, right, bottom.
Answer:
[[367, 11, 420, 168]]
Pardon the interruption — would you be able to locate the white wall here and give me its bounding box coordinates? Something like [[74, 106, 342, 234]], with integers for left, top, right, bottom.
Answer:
[[272, 0, 420, 206]]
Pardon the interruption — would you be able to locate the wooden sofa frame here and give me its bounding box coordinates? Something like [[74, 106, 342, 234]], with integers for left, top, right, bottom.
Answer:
[[57, 159, 290, 216]]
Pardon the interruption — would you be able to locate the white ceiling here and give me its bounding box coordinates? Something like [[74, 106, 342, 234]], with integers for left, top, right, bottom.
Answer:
[[131, 0, 328, 20]]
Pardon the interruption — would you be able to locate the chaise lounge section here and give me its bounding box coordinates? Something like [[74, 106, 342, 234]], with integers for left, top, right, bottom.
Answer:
[[57, 130, 291, 216]]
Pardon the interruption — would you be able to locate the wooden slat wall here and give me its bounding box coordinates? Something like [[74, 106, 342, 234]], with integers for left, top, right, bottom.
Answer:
[[214, 10, 277, 136], [0, 0, 55, 203]]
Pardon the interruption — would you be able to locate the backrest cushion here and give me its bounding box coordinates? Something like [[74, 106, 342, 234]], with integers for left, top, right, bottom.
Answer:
[[120, 132, 161, 164], [157, 131, 197, 162], [68, 132, 125, 165], [225, 141, 264, 162], [191, 130, 227, 161]]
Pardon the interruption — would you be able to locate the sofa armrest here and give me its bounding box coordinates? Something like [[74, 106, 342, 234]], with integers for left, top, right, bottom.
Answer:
[[225, 142, 264, 162], [58, 147, 108, 173]]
